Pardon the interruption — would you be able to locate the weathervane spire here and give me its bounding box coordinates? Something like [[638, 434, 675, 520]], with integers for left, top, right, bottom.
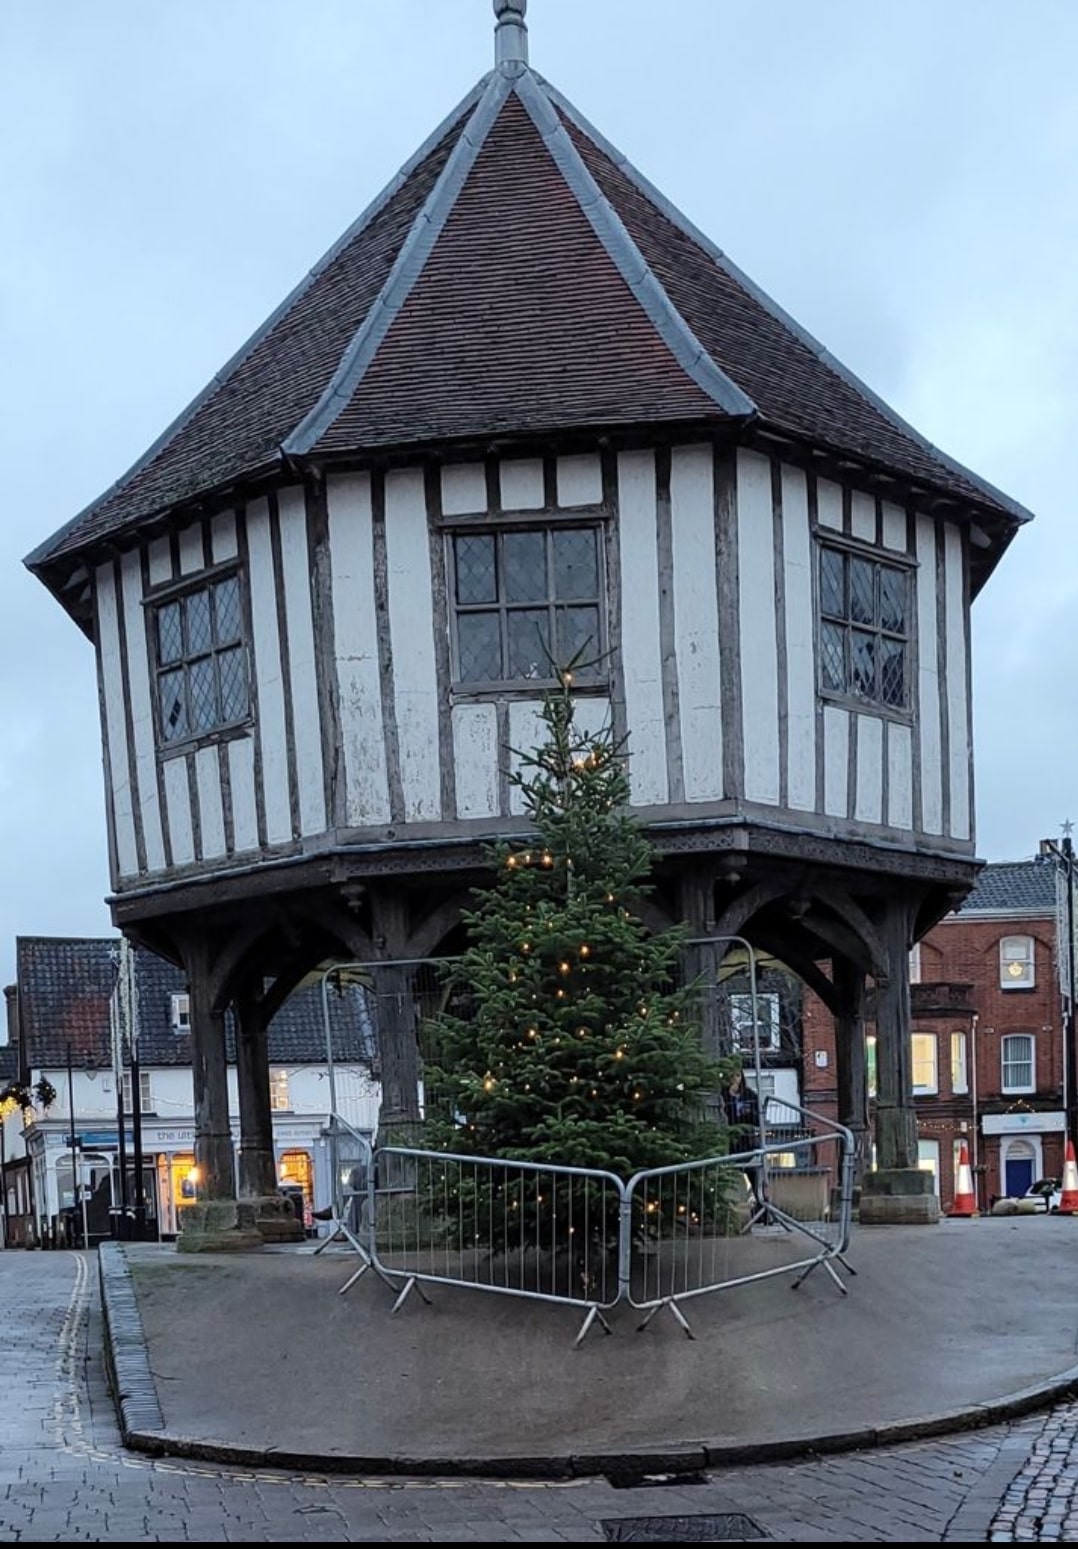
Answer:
[[493, 0, 528, 69]]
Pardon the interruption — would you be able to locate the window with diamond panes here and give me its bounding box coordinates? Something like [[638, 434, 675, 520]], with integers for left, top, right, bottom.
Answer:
[[155, 574, 249, 744], [451, 526, 603, 685], [818, 544, 909, 710]]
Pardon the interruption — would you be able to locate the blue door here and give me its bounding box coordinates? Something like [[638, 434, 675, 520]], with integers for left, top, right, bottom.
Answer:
[[1005, 1155, 1035, 1197]]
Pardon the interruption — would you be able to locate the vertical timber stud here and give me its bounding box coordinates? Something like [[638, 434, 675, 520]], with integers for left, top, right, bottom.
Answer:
[[859, 895, 940, 1225]]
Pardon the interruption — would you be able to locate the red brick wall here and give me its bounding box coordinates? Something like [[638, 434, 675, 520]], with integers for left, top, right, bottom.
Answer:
[[800, 911, 1064, 1210]]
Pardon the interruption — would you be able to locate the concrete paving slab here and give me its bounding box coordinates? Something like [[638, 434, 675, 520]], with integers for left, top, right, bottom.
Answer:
[[107, 1216, 1078, 1475]]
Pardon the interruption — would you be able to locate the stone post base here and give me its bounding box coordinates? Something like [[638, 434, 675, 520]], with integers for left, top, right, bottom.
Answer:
[[176, 1197, 304, 1251], [176, 1200, 265, 1253], [858, 1168, 941, 1226], [245, 1194, 306, 1245]]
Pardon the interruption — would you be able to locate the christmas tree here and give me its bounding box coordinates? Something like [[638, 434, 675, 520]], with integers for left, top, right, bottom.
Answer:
[[426, 667, 732, 1182]]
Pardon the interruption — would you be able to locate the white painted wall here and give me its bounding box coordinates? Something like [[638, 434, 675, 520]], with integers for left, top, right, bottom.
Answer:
[[96, 445, 975, 884]]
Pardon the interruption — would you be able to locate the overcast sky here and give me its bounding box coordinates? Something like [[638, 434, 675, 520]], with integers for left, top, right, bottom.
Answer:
[[1, 1, 1075, 987]]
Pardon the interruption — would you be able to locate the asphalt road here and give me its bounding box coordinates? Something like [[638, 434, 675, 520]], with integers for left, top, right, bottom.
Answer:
[[0, 1247, 1073, 1542]]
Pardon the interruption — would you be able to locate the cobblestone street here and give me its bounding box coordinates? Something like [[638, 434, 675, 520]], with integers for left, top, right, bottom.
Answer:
[[0, 1249, 1073, 1542]]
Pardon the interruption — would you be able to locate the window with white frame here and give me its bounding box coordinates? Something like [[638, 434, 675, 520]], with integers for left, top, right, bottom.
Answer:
[[1001, 1033, 1035, 1093], [999, 935, 1035, 990], [269, 1069, 291, 1112], [911, 1033, 938, 1095], [170, 993, 191, 1032], [449, 525, 605, 686], [818, 543, 910, 710], [908, 943, 922, 984], [121, 1069, 153, 1114], [154, 572, 249, 744], [951, 1030, 969, 1095], [728, 992, 781, 1053]]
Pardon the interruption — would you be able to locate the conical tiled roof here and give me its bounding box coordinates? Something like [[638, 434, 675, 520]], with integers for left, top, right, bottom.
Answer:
[[27, 27, 1031, 601]]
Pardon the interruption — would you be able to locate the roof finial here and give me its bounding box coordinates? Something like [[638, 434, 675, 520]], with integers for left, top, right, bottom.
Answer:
[[493, 0, 528, 70]]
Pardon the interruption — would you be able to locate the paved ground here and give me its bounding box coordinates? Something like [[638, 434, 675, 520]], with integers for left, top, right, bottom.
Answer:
[[112, 1218, 1078, 1470], [2, 1221, 1078, 1540]]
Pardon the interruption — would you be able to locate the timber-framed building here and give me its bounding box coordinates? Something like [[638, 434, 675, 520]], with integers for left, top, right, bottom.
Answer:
[[26, 0, 1031, 1233]]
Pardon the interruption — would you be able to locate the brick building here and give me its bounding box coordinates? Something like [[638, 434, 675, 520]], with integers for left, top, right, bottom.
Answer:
[[804, 855, 1066, 1212]]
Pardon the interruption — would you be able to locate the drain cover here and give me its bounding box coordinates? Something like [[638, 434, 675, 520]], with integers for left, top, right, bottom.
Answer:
[[602, 1514, 769, 1542]]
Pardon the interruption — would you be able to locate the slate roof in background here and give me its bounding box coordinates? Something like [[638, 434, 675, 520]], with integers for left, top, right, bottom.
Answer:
[[0, 1046, 19, 1086], [27, 49, 1030, 598], [14, 938, 376, 1072], [957, 857, 1060, 916]]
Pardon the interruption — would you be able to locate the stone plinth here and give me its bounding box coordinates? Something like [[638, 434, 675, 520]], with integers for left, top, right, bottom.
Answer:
[[858, 1168, 941, 1225]]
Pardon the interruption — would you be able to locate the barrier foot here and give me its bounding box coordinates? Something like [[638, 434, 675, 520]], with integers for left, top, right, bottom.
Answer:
[[338, 1260, 370, 1297], [636, 1297, 695, 1339], [389, 1275, 432, 1315], [791, 1253, 848, 1296], [574, 1304, 613, 1348]]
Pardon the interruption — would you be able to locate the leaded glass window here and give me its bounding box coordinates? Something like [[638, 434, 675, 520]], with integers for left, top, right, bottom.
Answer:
[[154, 573, 249, 744], [450, 526, 604, 685], [818, 544, 910, 710]]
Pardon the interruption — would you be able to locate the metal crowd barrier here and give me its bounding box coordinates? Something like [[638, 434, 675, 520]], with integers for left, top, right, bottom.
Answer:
[[370, 1146, 626, 1346], [318, 1102, 854, 1343], [626, 1099, 856, 1336]]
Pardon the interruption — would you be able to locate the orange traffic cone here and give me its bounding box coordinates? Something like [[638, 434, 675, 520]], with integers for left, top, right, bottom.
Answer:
[[1058, 1139, 1078, 1215], [949, 1139, 979, 1217]]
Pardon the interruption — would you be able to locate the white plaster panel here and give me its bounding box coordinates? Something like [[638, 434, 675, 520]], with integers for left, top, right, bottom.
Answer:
[[119, 551, 166, 872], [781, 464, 816, 812], [737, 449, 780, 805], [817, 477, 843, 530], [616, 450, 668, 807], [95, 564, 139, 879], [210, 510, 238, 563], [227, 736, 260, 854], [670, 445, 722, 802], [499, 459, 545, 511], [452, 703, 499, 820], [851, 490, 876, 543], [326, 474, 391, 827], [441, 463, 488, 516], [557, 453, 603, 508], [385, 468, 441, 822], [823, 704, 849, 819], [246, 497, 293, 845], [916, 515, 943, 835], [508, 700, 546, 816], [163, 755, 195, 865], [195, 745, 227, 859], [278, 486, 326, 836], [945, 523, 971, 842], [178, 523, 205, 575], [147, 536, 172, 587], [882, 500, 907, 552], [888, 722, 914, 830], [854, 714, 884, 824]]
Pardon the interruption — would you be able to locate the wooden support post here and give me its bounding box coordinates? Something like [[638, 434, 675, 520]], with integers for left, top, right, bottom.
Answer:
[[235, 994, 278, 1200], [369, 888, 423, 1133], [859, 896, 939, 1224], [188, 959, 236, 1203], [832, 956, 867, 1185]]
